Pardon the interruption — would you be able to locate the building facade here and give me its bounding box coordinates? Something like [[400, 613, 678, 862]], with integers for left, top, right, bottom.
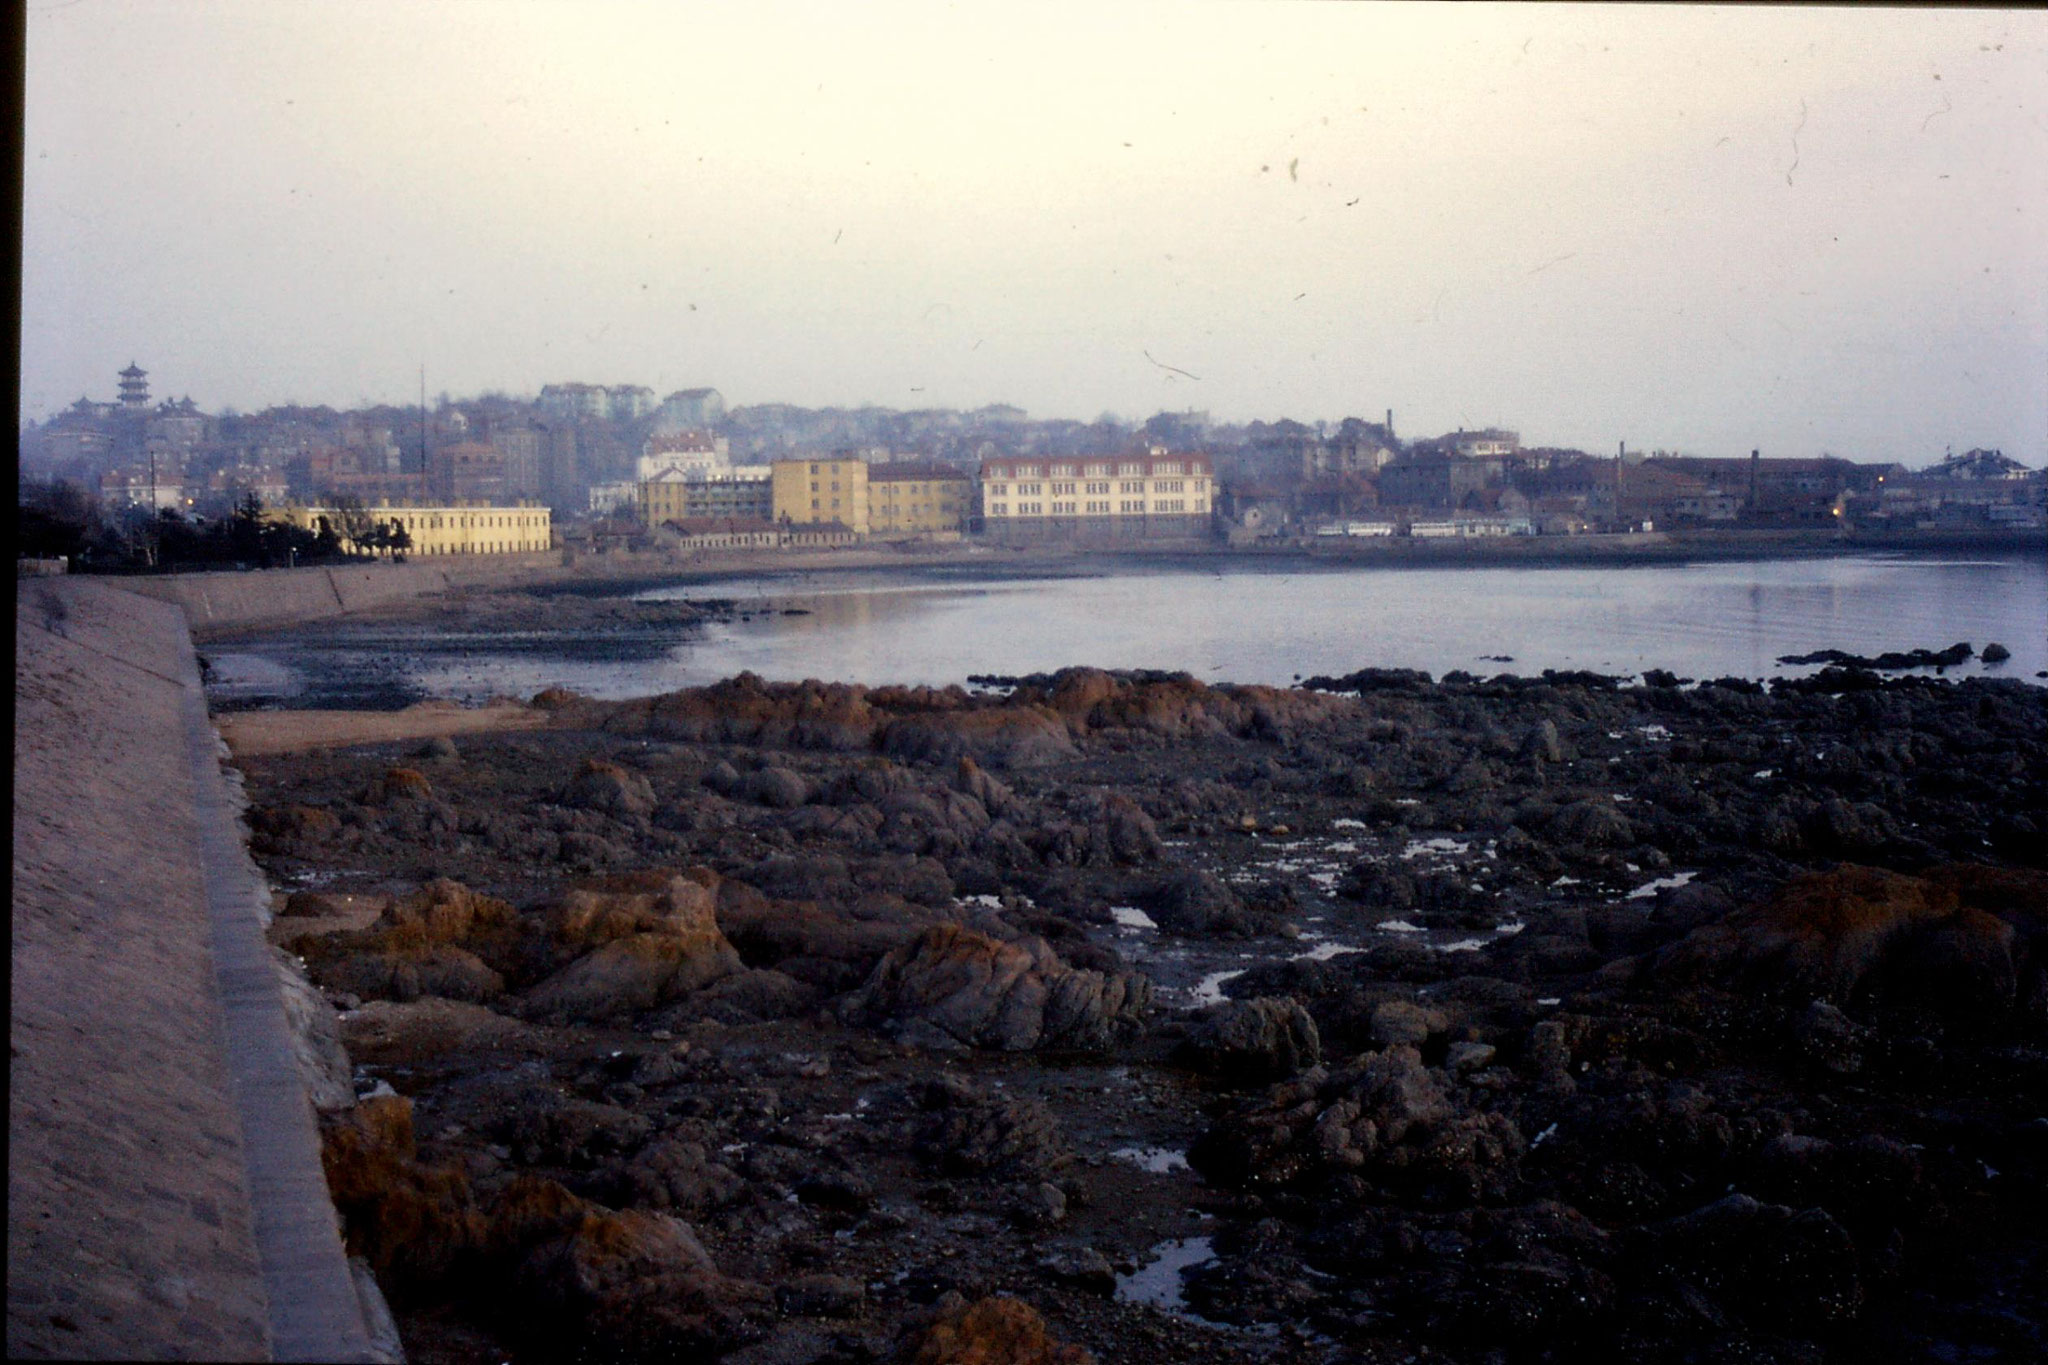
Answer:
[[281, 502, 552, 556], [771, 457, 870, 534], [978, 453, 1215, 543], [867, 462, 971, 537], [640, 467, 775, 527]]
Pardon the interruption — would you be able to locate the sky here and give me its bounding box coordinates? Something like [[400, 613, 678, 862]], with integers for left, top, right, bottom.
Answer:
[[20, 2, 2048, 465]]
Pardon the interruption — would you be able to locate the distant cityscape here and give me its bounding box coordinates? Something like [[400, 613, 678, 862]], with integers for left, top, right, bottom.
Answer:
[[18, 364, 2045, 563]]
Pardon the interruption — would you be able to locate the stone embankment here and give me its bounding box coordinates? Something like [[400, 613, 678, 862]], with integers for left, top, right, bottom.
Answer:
[[10, 578, 394, 1361]]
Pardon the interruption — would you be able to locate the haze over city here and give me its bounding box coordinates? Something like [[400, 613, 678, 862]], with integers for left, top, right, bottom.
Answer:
[[22, 1, 2048, 466]]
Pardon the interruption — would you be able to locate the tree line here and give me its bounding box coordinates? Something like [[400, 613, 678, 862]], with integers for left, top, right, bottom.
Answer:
[[16, 482, 412, 573]]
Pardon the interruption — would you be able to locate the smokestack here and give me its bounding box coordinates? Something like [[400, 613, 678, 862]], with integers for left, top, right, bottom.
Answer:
[[1386, 408, 1393, 438]]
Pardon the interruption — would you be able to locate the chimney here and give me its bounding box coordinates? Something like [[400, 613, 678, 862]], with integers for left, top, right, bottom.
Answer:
[[1385, 409, 1394, 438]]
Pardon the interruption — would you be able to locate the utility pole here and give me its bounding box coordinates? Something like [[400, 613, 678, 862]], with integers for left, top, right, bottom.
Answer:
[[419, 364, 429, 498], [148, 448, 160, 568]]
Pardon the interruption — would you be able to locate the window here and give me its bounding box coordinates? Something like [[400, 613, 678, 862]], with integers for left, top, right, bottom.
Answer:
[[1085, 481, 1110, 495], [1051, 481, 1076, 495], [1121, 499, 1145, 514], [1052, 501, 1076, 515], [1084, 500, 1110, 514], [1120, 480, 1144, 494], [810, 463, 820, 475], [989, 503, 1008, 516], [1118, 462, 1141, 477], [1084, 463, 1109, 478]]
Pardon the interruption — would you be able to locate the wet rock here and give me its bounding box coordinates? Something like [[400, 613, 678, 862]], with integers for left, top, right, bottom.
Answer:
[[1139, 868, 1274, 937], [514, 1208, 767, 1356], [319, 1094, 484, 1290], [743, 766, 812, 809], [1039, 1247, 1116, 1295], [881, 706, 1077, 771], [601, 1137, 744, 1216], [1369, 999, 1451, 1050], [953, 756, 1020, 818], [1652, 863, 2042, 1022], [776, 1273, 865, 1319], [502, 1088, 653, 1169], [562, 758, 656, 820], [915, 1074, 1068, 1177], [1982, 642, 2011, 664], [653, 968, 820, 1026], [522, 870, 743, 1022], [1176, 997, 1322, 1082], [1520, 719, 1566, 763], [901, 1294, 1094, 1364], [843, 923, 1150, 1052], [1191, 1046, 1524, 1203], [365, 767, 435, 806], [1790, 1000, 1872, 1075], [1630, 1193, 1863, 1330]]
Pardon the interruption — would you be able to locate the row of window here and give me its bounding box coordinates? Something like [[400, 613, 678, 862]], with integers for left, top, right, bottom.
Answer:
[[992, 461, 1196, 479], [985, 478, 1206, 498], [985, 501, 1206, 518]]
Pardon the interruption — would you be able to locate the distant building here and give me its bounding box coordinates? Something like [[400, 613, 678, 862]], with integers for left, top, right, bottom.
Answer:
[[978, 452, 1214, 543], [637, 430, 730, 481], [867, 461, 971, 538], [640, 466, 774, 527], [117, 363, 150, 413], [588, 480, 639, 515], [429, 441, 506, 503], [1933, 448, 2031, 481], [772, 457, 870, 534], [281, 502, 551, 557], [658, 387, 726, 431], [1450, 428, 1520, 460]]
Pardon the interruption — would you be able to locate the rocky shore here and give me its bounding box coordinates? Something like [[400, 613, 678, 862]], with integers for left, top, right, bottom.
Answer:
[[234, 664, 2048, 1363]]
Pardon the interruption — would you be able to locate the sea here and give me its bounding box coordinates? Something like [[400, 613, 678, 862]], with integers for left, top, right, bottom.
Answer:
[[203, 551, 2048, 710]]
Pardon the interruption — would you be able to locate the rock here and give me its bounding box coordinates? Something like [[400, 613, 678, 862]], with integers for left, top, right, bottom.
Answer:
[[954, 756, 1020, 818], [515, 1208, 766, 1356], [1012, 1182, 1067, 1228], [1190, 1046, 1524, 1203], [1790, 999, 1872, 1075], [1039, 1247, 1116, 1296], [1520, 720, 1564, 763], [843, 923, 1150, 1053], [1652, 863, 2041, 1021], [776, 1273, 865, 1319], [903, 1294, 1094, 1365], [416, 736, 461, 762], [364, 767, 435, 806], [654, 968, 820, 1026], [319, 1094, 484, 1289], [1444, 1040, 1497, 1074], [272, 946, 355, 1111], [1177, 997, 1322, 1082], [1140, 869, 1270, 937], [1632, 1193, 1863, 1330], [522, 871, 743, 1022], [880, 706, 1078, 771], [1551, 799, 1634, 849], [915, 1075, 1068, 1177], [1369, 999, 1450, 1050], [563, 758, 655, 820], [339, 998, 535, 1064], [1982, 642, 2011, 664], [743, 766, 812, 809], [601, 1138, 744, 1216], [1089, 795, 1163, 865]]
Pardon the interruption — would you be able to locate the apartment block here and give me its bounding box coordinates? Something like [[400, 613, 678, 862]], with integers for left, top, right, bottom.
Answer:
[[978, 452, 1214, 543], [867, 461, 971, 538], [771, 457, 869, 534]]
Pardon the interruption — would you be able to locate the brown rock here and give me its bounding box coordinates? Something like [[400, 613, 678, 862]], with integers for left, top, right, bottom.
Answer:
[[320, 1094, 484, 1292], [905, 1295, 1094, 1365]]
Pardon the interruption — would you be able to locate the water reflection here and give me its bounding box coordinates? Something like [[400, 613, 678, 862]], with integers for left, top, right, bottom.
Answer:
[[216, 552, 2048, 708]]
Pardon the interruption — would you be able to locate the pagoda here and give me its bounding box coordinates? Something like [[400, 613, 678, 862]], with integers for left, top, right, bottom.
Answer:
[[118, 362, 150, 412]]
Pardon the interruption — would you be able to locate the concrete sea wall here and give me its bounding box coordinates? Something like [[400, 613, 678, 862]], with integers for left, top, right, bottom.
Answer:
[[10, 577, 392, 1361]]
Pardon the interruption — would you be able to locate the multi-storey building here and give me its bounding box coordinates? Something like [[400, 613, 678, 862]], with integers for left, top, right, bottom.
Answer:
[[640, 466, 775, 527], [867, 462, 971, 538], [279, 502, 552, 556], [977, 452, 1214, 542], [771, 457, 869, 534]]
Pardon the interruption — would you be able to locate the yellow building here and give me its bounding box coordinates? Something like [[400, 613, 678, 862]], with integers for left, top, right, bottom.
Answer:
[[771, 458, 869, 534], [279, 502, 553, 556], [867, 462, 971, 538]]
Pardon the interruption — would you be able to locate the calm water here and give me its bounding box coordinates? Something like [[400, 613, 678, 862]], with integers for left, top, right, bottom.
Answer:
[[207, 552, 2047, 709]]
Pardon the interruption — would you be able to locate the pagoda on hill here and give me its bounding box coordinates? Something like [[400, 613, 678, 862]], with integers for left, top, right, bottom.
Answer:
[[117, 363, 150, 413]]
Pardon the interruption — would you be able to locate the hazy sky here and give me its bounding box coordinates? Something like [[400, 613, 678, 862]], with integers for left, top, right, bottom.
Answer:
[[21, 2, 2047, 464]]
